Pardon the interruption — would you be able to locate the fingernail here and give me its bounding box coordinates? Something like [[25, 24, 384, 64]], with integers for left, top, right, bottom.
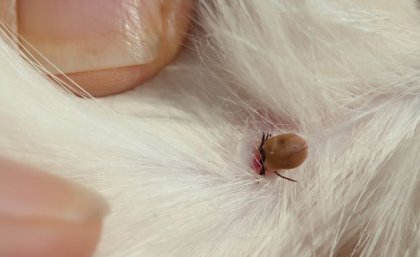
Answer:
[[0, 158, 109, 223], [17, 0, 163, 74], [0, 0, 18, 42]]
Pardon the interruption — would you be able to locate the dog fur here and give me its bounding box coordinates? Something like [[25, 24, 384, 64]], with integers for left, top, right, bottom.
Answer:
[[0, 0, 419, 256]]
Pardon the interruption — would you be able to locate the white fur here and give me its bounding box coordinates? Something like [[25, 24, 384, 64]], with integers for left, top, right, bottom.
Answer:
[[0, 0, 419, 256]]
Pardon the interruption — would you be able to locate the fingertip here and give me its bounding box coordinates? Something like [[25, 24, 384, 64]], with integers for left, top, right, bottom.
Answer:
[[0, 158, 108, 257], [0, 218, 103, 257], [16, 0, 194, 96]]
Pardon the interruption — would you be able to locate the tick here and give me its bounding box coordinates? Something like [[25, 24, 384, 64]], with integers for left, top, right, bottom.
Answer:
[[257, 132, 308, 182]]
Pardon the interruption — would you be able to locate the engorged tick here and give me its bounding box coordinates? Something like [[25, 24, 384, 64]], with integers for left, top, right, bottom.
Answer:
[[257, 132, 308, 182]]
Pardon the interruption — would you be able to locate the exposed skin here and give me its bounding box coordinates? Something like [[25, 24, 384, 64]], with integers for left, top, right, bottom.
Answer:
[[0, 0, 194, 256]]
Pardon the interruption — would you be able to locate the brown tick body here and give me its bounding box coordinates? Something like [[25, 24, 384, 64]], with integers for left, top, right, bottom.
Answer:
[[258, 132, 308, 182]]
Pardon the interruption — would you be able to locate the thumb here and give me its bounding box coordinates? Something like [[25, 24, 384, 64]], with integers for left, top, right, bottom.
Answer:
[[14, 0, 194, 96], [0, 157, 109, 257]]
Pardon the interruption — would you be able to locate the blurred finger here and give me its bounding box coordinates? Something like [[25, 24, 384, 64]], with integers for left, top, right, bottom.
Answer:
[[0, 158, 109, 257]]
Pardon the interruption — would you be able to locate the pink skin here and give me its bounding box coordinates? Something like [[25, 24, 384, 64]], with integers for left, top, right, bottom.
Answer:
[[252, 150, 278, 178], [252, 149, 263, 174]]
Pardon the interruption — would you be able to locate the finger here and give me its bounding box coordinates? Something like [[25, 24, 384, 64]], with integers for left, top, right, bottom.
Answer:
[[0, 1, 17, 35], [0, 158, 109, 257], [12, 0, 194, 96]]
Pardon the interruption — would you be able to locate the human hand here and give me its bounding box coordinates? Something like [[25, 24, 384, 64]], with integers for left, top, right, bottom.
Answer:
[[1, 0, 194, 96], [0, 1, 193, 256], [0, 158, 109, 257]]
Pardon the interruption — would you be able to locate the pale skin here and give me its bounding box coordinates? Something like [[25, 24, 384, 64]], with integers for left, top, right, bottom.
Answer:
[[0, 0, 194, 256]]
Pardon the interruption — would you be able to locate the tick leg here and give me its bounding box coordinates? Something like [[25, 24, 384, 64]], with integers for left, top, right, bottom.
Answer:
[[258, 132, 268, 176], [259, 164, 266, 176], [273, 171, 297, 182], [259, 132, 266, 149]]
